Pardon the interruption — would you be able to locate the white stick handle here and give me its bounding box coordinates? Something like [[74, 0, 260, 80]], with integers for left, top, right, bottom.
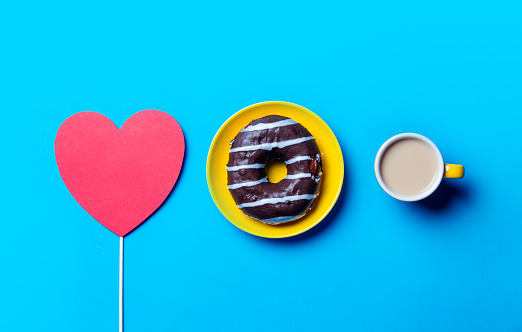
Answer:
[[119, 236, 123, 332]]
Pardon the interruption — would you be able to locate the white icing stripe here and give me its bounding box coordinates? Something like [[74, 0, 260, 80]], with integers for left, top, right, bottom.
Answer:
[[285, 173, 312, 180], [227, 178, 268, 190], [229, 136, 315, 153], [226, 164, 265, 171], [228, 157, 314, 171], [237, 194, 316, 208], [285, 156, 312, 165], [241, 119, 297, 132], [261, 212, 307, 224]]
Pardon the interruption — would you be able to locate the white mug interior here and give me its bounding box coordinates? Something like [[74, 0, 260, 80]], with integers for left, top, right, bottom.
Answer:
[[374, 133, 444, 202]]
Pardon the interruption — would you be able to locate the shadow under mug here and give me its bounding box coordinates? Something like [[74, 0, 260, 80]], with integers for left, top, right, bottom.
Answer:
[[374, 133, 464, 202]]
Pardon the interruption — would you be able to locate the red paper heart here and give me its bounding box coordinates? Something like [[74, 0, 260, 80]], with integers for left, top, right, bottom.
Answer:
[[55, 110, 185, 237]]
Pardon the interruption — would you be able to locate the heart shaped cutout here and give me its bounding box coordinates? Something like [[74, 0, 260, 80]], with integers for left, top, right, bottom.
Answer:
[[55, 110, 185, 237]]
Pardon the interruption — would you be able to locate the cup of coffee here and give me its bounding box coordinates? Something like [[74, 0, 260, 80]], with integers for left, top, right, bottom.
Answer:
[[374, 133, 464, 201]]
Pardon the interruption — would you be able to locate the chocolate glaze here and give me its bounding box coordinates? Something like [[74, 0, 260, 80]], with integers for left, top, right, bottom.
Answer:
[[227, 115, 322, 224]]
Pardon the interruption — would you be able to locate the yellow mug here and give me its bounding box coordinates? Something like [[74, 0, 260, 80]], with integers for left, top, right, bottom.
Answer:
[[374, 133, 464, 201]]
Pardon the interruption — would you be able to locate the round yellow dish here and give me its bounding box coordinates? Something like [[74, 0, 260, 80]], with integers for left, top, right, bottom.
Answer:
[[207, 101, 344, 238]]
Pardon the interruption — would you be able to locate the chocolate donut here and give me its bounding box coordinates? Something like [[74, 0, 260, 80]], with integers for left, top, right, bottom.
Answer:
[[227, 115, 322, 224]]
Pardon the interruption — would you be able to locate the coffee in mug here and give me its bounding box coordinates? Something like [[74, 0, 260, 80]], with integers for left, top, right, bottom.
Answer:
[[375, 133, 464, 201]]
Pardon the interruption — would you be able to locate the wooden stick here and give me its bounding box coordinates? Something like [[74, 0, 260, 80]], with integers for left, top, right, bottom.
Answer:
[[119, 236, 123, 332]]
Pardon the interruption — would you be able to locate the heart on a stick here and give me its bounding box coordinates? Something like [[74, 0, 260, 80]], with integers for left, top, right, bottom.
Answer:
[[55, 110, 185, 237]]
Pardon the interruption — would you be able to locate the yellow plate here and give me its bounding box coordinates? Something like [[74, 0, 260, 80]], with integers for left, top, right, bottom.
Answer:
[[206, 101, 344, 238]]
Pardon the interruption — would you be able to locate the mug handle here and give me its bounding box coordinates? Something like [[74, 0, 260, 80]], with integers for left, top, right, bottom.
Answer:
[[444, 164, 465, 178]]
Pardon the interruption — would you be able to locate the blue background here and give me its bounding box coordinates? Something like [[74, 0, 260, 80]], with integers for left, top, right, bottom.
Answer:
[[2, 1, 522, 331]]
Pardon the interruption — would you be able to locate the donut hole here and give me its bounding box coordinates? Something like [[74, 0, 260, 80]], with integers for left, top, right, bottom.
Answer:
[[265, 159, 287, 183]]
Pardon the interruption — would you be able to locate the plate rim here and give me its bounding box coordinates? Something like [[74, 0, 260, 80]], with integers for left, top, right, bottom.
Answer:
[[206, 100, 344, 238]]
